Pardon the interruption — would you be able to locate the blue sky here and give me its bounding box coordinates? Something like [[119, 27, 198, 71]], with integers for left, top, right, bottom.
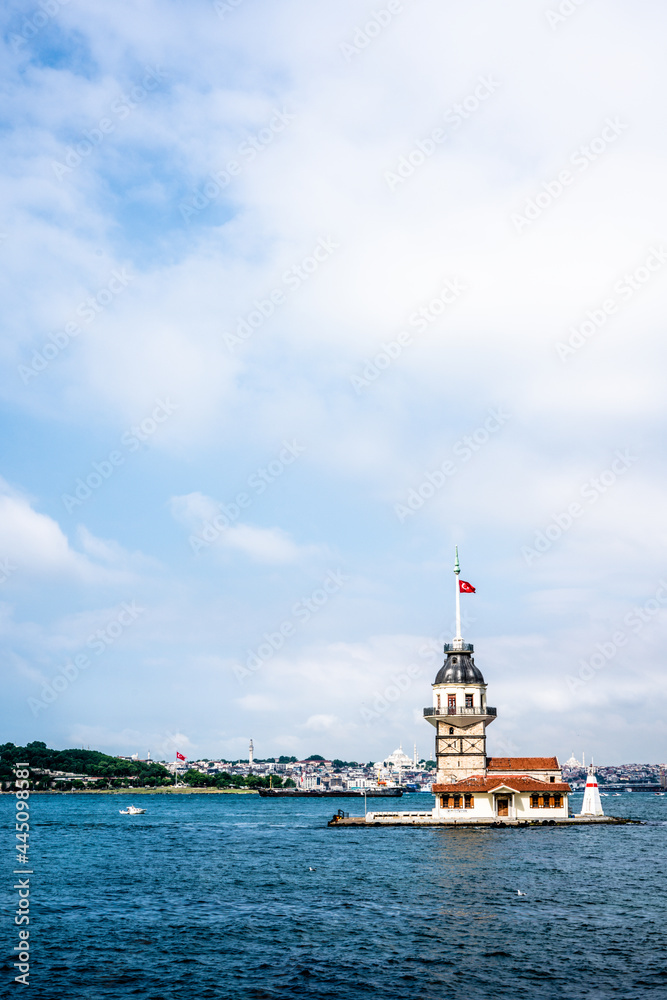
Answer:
[[2, 0, 666, 764]]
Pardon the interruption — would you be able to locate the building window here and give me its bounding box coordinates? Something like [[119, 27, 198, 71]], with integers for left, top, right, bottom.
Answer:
[[465, 694, 473, 708], [464, 794, 473, 809], [530, 794, 560, 809], [436, 694, 441, 708], [448, 695, 456, 713], [550, 776, 555, 783], [449, 727, 454, 735]]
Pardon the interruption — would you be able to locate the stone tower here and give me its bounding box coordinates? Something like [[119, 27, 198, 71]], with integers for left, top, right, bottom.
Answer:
[[424, 641, 496, 782], [423, 548, 496, 783]]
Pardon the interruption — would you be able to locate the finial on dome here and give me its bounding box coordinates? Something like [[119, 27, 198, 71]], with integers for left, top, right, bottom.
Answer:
[[454, 546, 462, 645]]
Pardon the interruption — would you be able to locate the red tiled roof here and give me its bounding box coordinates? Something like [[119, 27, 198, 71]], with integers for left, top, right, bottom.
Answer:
[[433, 774, 571, 794], [486, 756, 559, 771]]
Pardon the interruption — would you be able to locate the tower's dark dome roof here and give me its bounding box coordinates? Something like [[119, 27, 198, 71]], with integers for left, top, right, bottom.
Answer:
[[435, 651, 485, 685]]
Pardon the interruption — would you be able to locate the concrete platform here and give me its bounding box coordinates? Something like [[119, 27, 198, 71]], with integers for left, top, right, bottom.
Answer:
[[328, 812, 640, 828]]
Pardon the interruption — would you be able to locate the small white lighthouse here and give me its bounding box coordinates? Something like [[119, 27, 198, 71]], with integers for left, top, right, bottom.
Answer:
[[580, 765, 604, 816]]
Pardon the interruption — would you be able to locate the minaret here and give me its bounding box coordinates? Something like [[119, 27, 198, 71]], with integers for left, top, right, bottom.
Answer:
[[424, 548, 496, 783], [249, 739, 254, 765], [580, 765, 604, 816], [413, 742, 418, 767]]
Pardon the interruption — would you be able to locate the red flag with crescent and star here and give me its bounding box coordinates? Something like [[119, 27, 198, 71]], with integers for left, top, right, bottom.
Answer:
[[176, 751, 186, 761], [459, 580, 476, 593]]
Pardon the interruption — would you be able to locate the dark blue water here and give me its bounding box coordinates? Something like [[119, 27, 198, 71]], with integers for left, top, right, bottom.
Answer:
[[2, 791, 666, 999]]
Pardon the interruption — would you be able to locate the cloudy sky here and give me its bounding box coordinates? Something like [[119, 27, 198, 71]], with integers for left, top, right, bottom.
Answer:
[[2, 0, 666, 765]]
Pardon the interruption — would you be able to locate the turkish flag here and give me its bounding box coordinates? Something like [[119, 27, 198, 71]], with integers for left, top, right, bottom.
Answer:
[[459, 580, 476, 593], [176, 751, 186, 761]]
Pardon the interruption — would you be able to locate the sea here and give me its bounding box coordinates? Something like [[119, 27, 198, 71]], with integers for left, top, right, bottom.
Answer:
[[1, 791, 666, 999]]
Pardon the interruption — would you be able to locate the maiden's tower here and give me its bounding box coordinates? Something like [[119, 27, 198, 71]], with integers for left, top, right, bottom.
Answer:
[[426, 548, 571, 821]]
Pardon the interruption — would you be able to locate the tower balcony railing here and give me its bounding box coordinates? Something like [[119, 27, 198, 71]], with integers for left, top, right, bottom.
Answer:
[[443, 642, 474, 652], [423, 706, 497, 717]]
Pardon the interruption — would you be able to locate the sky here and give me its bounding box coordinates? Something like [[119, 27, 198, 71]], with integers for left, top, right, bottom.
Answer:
[[1, 0, 666, 765]]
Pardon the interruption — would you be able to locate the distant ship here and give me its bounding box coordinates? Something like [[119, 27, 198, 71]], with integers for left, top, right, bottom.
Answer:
[[258, 787, 403, 798], [119, 805, 146, 814]]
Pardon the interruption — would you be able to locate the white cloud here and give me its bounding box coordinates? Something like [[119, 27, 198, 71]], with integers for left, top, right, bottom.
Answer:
[[169, 491, 324, 563], [300, 714, 340, 732], [0, 482, 140, 584], [3, 1, 667, 763]]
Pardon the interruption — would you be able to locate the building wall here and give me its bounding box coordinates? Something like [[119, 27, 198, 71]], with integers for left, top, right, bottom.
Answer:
[[487, 766, 562, 782], [432, 682, 488, 712], [436, 718, 487, 784], [432, 790, 569, 820]]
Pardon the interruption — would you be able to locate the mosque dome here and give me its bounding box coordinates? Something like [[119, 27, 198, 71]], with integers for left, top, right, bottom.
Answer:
[[434, 650, 485, 685], [379, 745, 414, 769]]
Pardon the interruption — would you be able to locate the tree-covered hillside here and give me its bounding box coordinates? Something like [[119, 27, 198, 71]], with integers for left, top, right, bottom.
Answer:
[[0, 741, 171, 788]]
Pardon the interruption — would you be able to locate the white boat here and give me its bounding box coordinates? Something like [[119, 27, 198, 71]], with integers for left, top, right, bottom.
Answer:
[[119, 805, 146, 815]]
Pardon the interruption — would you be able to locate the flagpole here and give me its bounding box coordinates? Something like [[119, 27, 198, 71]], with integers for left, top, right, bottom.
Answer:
[[454, 546, 461, 641]]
